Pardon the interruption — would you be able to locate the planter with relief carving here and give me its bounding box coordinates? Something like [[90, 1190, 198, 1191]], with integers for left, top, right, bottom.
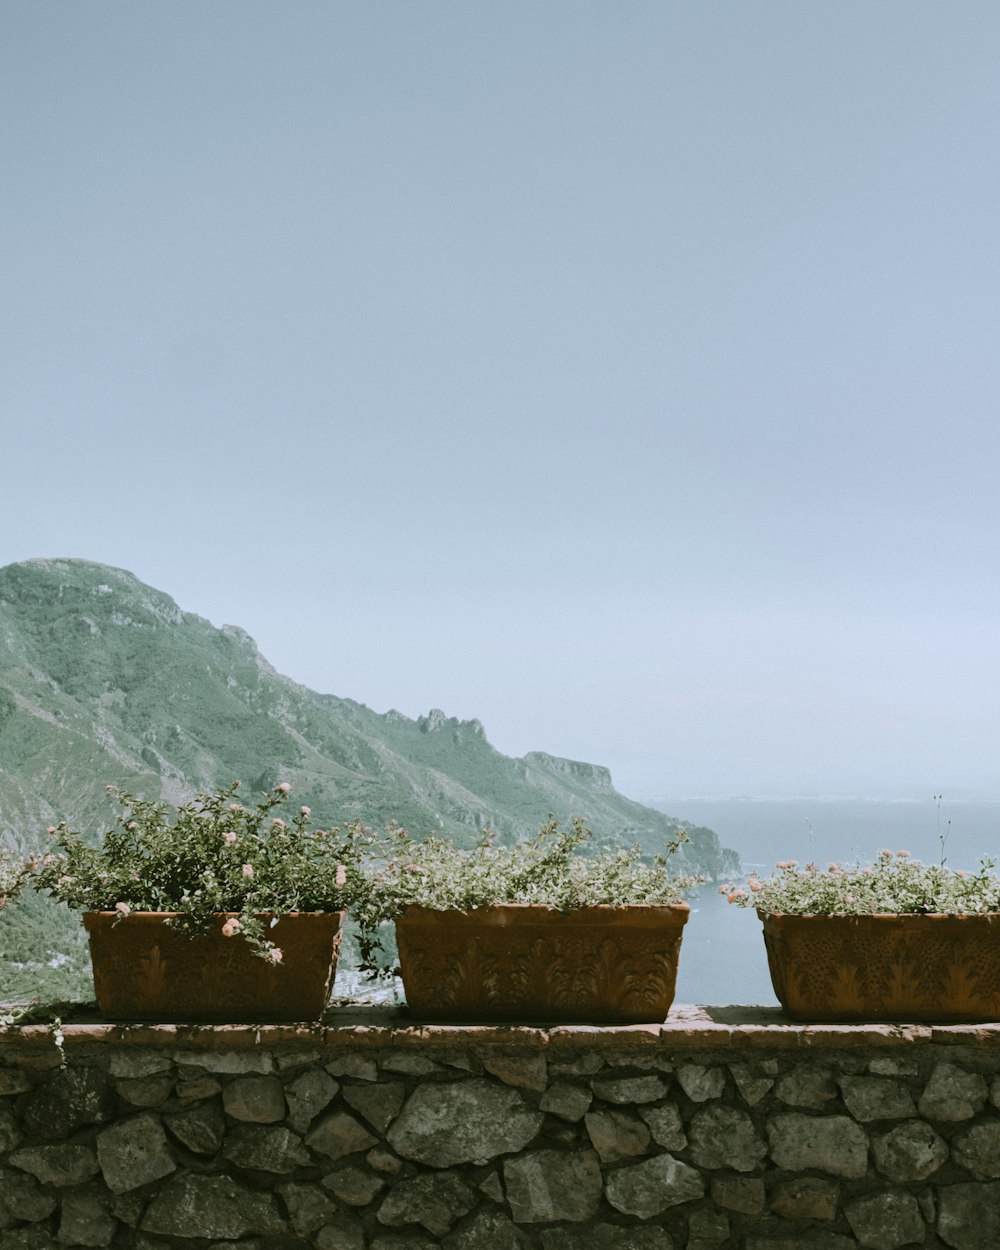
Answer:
[[760, 910, 1000, 1022], [394, 902, 690, 1023], [83, 909, 344, 1022]]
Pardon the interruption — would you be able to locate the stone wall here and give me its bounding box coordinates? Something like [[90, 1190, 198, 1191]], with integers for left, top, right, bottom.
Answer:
[[2, 1005, 1000, 1249]]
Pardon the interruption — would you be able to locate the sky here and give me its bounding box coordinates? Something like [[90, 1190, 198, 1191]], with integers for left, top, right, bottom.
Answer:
[[2, 2, 999, 801]]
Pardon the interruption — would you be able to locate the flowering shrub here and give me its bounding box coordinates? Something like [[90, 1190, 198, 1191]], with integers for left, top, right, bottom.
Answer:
[[354, 817, 701, 974], [723, 849, 1000, 915], [0, 848, 31, 904], [33, 781, 375, 959]]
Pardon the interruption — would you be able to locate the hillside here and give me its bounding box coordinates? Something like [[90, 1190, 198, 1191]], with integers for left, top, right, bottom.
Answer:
[[0, 557, 739, 999]]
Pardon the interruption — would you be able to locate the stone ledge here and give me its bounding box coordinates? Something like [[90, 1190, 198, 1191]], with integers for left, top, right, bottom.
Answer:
[[3, 1003, 1000, 1052]]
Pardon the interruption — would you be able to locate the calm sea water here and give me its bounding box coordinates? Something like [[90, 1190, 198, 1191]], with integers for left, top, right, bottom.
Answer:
[[656, 797, 1000, 1007]]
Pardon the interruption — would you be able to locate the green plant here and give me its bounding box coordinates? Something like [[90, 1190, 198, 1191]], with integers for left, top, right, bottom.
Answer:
[[0, 848, 31, 903], [723, 849, 1000, 915], [355, 817, 701, 974], [32, 781, 376, 959]]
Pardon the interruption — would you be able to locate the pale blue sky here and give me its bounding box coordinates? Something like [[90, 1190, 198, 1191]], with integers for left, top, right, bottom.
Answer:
[[3, 3, 999, 799]]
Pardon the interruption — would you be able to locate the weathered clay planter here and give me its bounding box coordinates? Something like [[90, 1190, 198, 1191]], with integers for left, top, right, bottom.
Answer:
[[395, 903, 690, 1023], [83, 910, 344, 1022], [761, 911, 1000, 1022]]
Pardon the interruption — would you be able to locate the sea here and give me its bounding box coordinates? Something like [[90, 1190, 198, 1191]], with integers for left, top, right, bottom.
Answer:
[[651, 797, 1000, 1007]]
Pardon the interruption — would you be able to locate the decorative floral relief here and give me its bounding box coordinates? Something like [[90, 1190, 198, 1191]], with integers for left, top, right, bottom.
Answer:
[[764, 916, 1000, 1021], [86, 913, 342, 1021], [397, 911, 686, 1022]]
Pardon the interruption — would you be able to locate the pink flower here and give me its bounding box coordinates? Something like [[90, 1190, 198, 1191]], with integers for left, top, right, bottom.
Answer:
[[718, 885, 729, 895], [726, 888, 746, 903], [241, 863, 254, 879], [271, 818, 286, 829], [335, 865, 347, 887], [115, 902, 131, 916], [276, 782, 291, 794], [300, 806, 311, 816], [749, 877, 762, 892], [127, 822, 138, 831], [266, 947, 283, 964], [880, 849, 894, 859], [46, 826, 56, 834], [896, 850, 910, 858], [222, 918, 241, 937], [222, 830, 238, 845]]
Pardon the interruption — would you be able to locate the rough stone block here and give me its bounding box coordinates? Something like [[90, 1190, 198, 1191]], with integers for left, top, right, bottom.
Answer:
[[306, 1110, 380, 1162], [592, 1074, 670, 1104], [952, 1121, 1000, 1179], [584, 1108, 651, 1162], [773, 1066, 836, 1108], [377, 1172, 477, 1236], [323, 1165, 386, 1205], [315, 1218, 365, 1250], [919, 1063, 988, 1121], [174, 1074, 222, 1102], [504, 1148, 603, 1222], [0, 1169, 57, 1221], [285, 1066, 339, 1132], [838, 1076, 916, 1122], [141, 1173, 286, 1239], [22, 1067, 113, 1140], [540, 1081, 593, 1122], [173, 1050, 273, 1075], [96, 1114, 177, 1194], [710, 1174, 765, 1214], [482, 1054, 548, 1091], [604, 1152, 704, 1218], [0, 1069, 31, 1096], [387, 1080, 543, 1167], [342, 1081, 406, 1132], [276, 1179, 340, 1235], [540, 1223, 674, 1250], [381, 1052, 438, 1076], [115, 1075, 173, 1108], [937, 1182, 1000, 1250], [8, 1143, 100, 1186], [687, 1208, 729, 1250], [675, 1064, 725, 1102], [766, 1112, 868, 1179], [57, 1191, 116, 1247], [108, 1052, 172, 1079], [687, 1104, 767, 1171], [638, 1103, 687, 1151], [770, 1176, 840, 1220], [164, 1102, 226, 1156], [325, 1055, 378, 1081], [729, 1063, 775, 1107], [871, 1120, 948, 1183], [223, 1123, 311, 1173], [222, 1074, 287, 1123], [844, 1190, 923, 1250], [444, 1208, 527, 1250]]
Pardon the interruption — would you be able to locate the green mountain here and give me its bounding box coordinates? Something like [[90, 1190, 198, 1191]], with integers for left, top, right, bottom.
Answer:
[[0, 557, 739, 1000]]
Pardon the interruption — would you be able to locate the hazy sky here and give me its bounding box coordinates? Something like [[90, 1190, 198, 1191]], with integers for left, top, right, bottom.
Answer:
[[3, 3, 999, 800]]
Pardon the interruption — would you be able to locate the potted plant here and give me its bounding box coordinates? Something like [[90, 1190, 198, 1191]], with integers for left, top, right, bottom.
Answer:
[[356, 818, 699, 1023], [724, 851, 1000, 1021], [33, 781, 373, 1022], [0, 848, 31, 908]]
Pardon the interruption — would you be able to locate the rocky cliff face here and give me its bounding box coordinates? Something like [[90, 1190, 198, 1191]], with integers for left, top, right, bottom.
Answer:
[[0, 558, 736, 881]]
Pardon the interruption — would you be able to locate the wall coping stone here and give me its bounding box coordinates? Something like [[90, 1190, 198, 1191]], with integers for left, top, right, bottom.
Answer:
[[4, 1003, 1000, 1055]]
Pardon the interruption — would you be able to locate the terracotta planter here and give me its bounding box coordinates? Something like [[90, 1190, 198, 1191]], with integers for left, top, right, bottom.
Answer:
[[83, 911, 344, 1022], [761, 911, 1000, 1022], [395, 903, 690, 1023]]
